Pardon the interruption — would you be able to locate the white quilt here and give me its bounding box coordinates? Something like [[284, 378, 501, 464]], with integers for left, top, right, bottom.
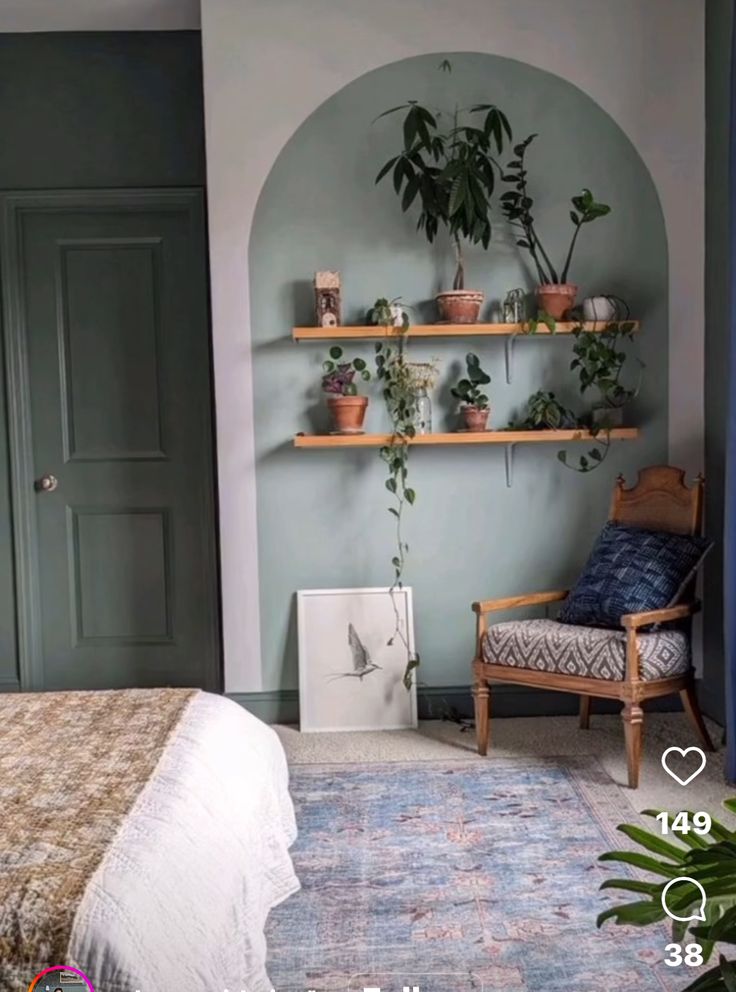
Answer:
[[68, 692, 299, 992]]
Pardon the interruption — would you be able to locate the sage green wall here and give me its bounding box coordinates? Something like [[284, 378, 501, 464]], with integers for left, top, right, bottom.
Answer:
[[704, 0, 734, 722], [250, 53, 668, 695]]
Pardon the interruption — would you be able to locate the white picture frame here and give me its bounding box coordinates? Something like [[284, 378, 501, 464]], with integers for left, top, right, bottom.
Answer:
[[297, 586, 417, 732]]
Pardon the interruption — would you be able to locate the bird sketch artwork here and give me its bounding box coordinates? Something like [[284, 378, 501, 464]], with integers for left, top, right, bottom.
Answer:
[[297, 587, 416, 731], [326, 623, 382, 683]]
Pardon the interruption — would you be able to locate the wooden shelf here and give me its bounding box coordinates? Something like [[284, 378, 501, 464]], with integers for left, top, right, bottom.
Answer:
[[293, 321, 639, 342], [293, 428, 639, 448]]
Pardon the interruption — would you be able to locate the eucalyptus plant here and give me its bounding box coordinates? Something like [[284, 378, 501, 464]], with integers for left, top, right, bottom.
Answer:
[[597, 799, 736, 990], [500, 133, 611, 285], [374, 61, 512, 291]]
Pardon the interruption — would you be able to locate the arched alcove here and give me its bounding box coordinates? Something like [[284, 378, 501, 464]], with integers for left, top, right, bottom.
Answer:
[[249, 52, 668, 694]]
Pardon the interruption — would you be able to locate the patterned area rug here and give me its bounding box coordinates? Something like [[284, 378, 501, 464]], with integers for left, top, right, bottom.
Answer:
[[266, 758, 682, 992]]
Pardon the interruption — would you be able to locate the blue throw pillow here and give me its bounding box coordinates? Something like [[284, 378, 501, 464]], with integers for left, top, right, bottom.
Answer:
[[558, 522, 712, 629]]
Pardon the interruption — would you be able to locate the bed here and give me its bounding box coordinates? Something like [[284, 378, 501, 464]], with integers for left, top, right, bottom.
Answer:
[[0, 688, 299, 992]]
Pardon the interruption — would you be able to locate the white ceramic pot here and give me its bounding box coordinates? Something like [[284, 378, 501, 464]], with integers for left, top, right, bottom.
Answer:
[[389, 304, 407, 326], [592, 404, 624, 428], [582, 296, 617, 322]]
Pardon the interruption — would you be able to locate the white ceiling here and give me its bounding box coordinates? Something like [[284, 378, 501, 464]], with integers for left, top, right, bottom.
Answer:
[[0, 0, 200, 32]]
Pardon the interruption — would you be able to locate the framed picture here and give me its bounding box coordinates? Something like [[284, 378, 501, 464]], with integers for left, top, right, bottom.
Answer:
[[297, 586, 417, 732]]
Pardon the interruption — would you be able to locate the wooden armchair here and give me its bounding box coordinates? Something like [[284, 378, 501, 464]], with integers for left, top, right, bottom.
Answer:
[[471, 466, 714, 788]]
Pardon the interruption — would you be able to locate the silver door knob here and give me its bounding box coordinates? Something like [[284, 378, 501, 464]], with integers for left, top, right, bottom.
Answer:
[[35, 474, 59, 493]]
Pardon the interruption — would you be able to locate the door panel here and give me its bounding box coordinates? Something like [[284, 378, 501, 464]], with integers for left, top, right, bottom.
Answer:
[[59, 240, 166, 461], [2, 190, 220, 691]]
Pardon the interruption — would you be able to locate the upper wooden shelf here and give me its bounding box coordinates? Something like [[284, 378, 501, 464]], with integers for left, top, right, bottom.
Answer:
[[294, 428, 639, 448], [292, 321, 640, 341]]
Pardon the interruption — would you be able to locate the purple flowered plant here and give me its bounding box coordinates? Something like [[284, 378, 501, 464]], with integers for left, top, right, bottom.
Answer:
[[321, 346, 370, 396]]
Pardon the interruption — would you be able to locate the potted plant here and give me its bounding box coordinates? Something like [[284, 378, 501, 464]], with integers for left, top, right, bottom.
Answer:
[[321, 346, 371, 434], [501, 134, 611, 319], [451, 353, 491, 431], [366, 296, 410, 329], [508, 390, 578, 430], [374, 64, 512, 324], [406, 359, 441, 435], [570, 320, 641, 427]]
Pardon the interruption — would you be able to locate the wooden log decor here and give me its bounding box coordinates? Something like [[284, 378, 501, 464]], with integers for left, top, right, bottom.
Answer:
[[314, 270, 341, 328]]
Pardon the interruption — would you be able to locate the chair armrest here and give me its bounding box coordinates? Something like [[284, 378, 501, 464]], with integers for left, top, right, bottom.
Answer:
[[472, 590, 569, 615], [621, 601, 701, 630]]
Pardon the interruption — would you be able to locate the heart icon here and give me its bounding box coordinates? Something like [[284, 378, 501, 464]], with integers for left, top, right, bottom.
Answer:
[[661, 746, 707, 787]]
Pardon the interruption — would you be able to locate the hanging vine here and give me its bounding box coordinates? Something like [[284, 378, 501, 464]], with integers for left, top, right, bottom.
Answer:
[[375, 329, 421, 690]]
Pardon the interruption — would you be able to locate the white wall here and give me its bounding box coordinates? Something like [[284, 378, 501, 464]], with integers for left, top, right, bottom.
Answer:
[[199, 0, 705, 692]]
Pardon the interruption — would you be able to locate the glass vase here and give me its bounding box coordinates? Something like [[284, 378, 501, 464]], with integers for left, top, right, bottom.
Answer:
[[412, 388, 432, 435]]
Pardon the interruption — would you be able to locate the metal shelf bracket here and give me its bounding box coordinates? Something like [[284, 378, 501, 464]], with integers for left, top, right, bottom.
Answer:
[[504, 442, 517, 488], [504, 334, 517, 385]]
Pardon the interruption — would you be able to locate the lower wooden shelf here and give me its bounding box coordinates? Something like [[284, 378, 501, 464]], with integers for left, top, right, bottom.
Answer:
[[293, 428, 639, 448], [294, 428, 640, 487]]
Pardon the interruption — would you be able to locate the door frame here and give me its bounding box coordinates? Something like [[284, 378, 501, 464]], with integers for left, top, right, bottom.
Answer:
[[0, 188, 222, 692]]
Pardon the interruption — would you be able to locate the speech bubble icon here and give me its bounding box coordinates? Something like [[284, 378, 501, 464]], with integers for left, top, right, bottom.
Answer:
[[661, 876, 707, 923]]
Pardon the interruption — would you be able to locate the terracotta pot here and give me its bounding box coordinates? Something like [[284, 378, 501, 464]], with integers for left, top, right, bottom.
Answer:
[[536, 283, 578, 321], [461, 405, 490, 432], [436, 290, 484, 324], [326, 395, 368, 434]]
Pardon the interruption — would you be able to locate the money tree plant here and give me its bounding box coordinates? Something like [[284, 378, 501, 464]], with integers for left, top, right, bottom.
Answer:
[[374, 61, 512, 292]]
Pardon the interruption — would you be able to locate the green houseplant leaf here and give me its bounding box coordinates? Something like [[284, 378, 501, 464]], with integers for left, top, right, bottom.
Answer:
[[597, 798, 736, 988]]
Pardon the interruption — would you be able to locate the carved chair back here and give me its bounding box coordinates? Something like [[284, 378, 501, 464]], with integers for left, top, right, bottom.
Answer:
[[609, 466, 704, 538]]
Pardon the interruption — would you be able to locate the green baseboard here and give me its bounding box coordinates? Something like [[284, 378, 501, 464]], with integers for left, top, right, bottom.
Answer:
[[229, 682, 698, 726], [228, 689, 300, 723]]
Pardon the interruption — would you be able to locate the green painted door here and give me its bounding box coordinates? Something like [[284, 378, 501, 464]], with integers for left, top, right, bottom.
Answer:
[[1, 190, 220, 692]]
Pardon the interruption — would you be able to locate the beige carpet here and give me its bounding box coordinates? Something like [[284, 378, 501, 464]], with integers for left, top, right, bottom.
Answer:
[[275, 713, 732, 825]]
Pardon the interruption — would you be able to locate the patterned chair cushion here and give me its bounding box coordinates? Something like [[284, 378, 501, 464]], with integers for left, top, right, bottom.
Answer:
[[481, 617, 689, 681], [558, 522, 712, 629]]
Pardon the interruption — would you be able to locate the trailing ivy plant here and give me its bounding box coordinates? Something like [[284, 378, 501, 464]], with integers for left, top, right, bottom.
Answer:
[[500, 133, 611, 285], [556, 318, 641, 473], [597, 798, 736, 990], [570, 320, 641, 411], [507, 389, 610, 473], [374, 326, 420, 690], [557, 427, 612, 474], [374, 60, 512, 291]]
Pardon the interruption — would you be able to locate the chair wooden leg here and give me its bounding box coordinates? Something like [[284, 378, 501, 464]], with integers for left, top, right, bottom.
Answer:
[[579, 695, 592, 730], [622, 702, 644, 789], [680, 683, 715, 752], [473, 680, 490, 756]]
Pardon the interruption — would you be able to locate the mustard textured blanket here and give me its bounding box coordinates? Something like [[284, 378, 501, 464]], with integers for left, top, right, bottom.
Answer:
[[0, 687, 197, 981]]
